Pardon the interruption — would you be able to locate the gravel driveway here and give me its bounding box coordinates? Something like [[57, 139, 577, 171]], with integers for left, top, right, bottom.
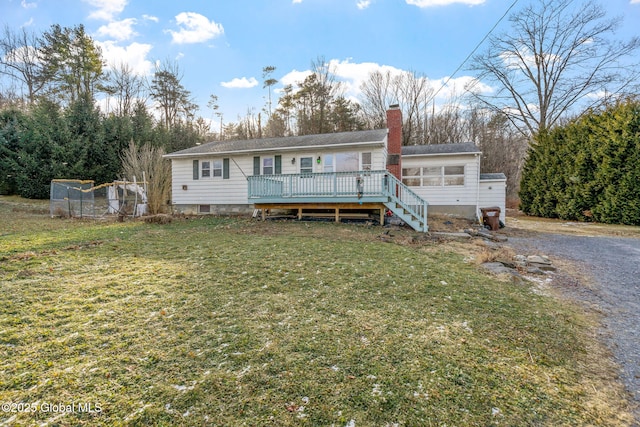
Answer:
[[508, 232, 640, 424]]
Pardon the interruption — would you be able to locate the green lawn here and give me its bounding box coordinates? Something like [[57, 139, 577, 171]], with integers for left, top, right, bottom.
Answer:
[[0, 197, 633, 426]]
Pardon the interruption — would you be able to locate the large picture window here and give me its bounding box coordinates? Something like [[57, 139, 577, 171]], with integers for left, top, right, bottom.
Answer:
[[402, 165, 465, 187], [321, 152, 374, 173], [336, 152, 359, 172]]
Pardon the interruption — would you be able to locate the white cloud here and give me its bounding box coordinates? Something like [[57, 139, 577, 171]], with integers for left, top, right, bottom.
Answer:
[[142, 14, 159, 22], [22, 17, 34, 27], [292, 0, 303, 3], [21, 0, 37, 9], [221, 77, 259, 89], [278, 59, 490, 107], [631, 0, 640, 4], [329, 59, 404, 96], [431, 75, 493, 99], [83, 0, 128, 20], [406, 0, 484, 7], [357, 0, 371, 9], [97, 18, 137, 41], [279, 69, 313, 88], [97, 41, 153, 76], [586, 90, 608, 100], [3, 45, 40, 65], [278, 60, 403, 99], [499, 47, 560, 71], [167, 12, 224, 44]]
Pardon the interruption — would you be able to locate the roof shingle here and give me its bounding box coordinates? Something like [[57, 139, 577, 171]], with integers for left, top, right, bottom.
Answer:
[[401, 142, 480, 156], [165, 128, 388, 157]]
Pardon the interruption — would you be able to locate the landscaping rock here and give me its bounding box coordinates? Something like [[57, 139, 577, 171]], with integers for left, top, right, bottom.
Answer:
[[526, 266, 546, 275], [526, 254, 557, 272], [465, 229, 509, 242], [527, 255, 551, 265], [481, 262, 522, 278]]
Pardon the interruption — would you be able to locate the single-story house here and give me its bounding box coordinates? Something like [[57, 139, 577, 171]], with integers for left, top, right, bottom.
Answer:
[[164, 106, 506, 231]]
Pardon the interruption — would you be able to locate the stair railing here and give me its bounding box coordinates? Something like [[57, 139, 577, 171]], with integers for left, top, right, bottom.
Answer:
[[383, 172, 428, 232]]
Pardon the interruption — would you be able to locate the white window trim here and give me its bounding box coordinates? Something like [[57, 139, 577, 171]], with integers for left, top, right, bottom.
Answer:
[[201, 159, 224, 179], [212, 159, 223, 177], [201, 161, 211, 178], [262, 156, 274, 175], [321, 152, 373, 173], [300, 156, 313, 174], [361, 152, 372, 171], [403, 165, 466, 187]]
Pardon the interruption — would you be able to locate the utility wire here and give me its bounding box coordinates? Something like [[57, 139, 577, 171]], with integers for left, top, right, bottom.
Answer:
[[427, 0, 521, 104]]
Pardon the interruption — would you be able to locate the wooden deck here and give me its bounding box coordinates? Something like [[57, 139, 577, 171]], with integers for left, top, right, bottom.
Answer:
[[248, 170, 429, 231], [254, 202, 387, 224]]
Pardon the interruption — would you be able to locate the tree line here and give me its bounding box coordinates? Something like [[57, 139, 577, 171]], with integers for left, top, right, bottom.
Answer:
[[1, 0, 638, 217], [520, 98, 640, 225], [0, 23, 525, 200]]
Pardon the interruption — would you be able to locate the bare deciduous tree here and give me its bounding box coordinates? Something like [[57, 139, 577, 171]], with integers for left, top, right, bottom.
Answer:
[[149, 60, 197, 129], [469, 0, 640, 136], [0, 25, 47, 104], [359, 69, 434, 145], [360, 70, 397, 129], [120, 141, 171, 214], [103, 62, 145, 117]]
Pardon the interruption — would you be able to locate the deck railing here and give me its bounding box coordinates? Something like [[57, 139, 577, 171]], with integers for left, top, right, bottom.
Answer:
[[248, 170, 389, 200], [248, 170, 428, 231]]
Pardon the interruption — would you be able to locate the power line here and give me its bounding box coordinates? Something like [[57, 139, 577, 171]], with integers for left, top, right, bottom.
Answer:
[[427, 0, 521, 104]]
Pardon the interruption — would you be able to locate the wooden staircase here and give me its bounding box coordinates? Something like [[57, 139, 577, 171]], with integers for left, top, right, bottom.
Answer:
[[382, 173, 429, 232]]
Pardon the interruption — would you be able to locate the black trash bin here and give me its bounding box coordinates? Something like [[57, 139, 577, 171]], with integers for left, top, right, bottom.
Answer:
[[480, 206, 501, 231]]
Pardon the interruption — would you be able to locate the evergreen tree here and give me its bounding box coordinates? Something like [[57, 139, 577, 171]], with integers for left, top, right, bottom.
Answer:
[[520, 99, 640, 225]]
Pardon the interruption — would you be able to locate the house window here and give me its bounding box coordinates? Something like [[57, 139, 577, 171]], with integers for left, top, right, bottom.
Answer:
[[444, 165, 465, 185], [336, 152, 359, 172], [423, 167, 442, 186], [300, 156, 313, 174], [408, 165, 466, 187], [263, 157, 274, 175], [323, 154, 334, 173], [201, 161, 211, 178], [212, 160, 223, 177], [402, 167, 421, 186], [362, 152, 372, 171]]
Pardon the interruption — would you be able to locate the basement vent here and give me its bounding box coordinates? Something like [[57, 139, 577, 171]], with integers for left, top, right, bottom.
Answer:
[[199, 205, 211, 214]]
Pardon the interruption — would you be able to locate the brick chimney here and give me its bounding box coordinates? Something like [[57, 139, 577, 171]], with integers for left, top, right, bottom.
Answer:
[[386, 104, 402, 180]]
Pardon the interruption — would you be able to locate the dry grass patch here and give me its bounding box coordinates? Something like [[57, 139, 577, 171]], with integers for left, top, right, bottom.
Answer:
[[507, 214, 640, 238], [0, 198, 635, 426]]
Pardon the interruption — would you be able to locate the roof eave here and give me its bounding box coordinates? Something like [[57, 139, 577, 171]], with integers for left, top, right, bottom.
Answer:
[[164, 140, 386, 159], [402, 151, 481, 157]]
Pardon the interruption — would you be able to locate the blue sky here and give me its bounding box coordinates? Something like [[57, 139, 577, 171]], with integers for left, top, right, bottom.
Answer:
[[3, 0, 640, 128]]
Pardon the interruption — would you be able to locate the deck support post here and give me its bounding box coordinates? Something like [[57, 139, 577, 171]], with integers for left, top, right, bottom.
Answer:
[[335, 208, 340, 223], [261, 208, 266, 221], [380, 207, 385, 226], [298, 207, 302, 220]]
